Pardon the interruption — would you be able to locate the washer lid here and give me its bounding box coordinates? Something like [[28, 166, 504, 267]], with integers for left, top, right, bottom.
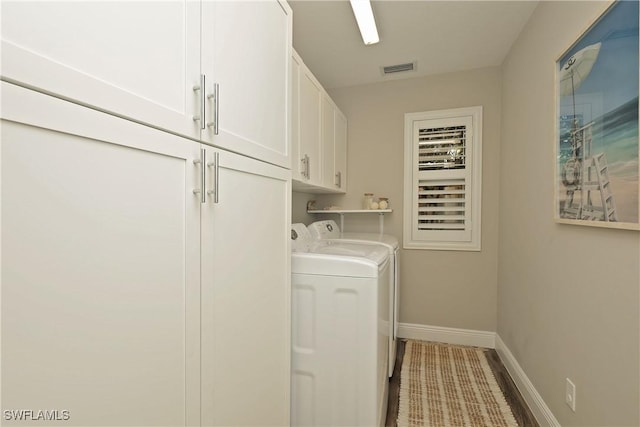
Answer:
[[310, 241, 389, 265], [291, 252, 385, 277]]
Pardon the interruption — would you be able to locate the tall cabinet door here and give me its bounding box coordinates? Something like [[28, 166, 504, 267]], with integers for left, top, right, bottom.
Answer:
[[1, 83, 203, 426], [1, 1, 201, 139], [200, 147, 291, 426], [201, 0, 292, 168]]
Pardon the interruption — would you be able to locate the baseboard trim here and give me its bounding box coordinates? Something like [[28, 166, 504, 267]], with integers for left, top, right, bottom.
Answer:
[[495, 334, 560, 427], [397, 322, 496, 349]]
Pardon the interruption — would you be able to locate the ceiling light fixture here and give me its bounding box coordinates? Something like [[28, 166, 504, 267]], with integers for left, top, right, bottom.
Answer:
[[349, 0, 379, 46]]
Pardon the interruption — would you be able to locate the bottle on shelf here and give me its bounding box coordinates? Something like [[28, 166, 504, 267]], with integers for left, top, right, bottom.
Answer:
[[363, 193, 374, 210]]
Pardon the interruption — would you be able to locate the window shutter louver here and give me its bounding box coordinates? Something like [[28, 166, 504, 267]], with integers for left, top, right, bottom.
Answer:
[[417, 125, 466, 171], [404, 107, 482, 251]]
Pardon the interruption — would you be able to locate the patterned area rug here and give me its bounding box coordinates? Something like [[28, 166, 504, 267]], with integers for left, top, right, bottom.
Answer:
[[397, 341, 518, 427]]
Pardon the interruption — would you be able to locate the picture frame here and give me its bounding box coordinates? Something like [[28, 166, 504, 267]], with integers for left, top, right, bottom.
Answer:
[[555, 0, 639, 230]]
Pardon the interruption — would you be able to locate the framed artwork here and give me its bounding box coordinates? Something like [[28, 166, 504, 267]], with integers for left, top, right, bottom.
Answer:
[[555, 0, 639, 230]]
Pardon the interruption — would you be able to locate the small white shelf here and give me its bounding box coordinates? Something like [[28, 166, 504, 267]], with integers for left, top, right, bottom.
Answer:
[[306, 209, 393, 234], [307, 209, 392, 214]]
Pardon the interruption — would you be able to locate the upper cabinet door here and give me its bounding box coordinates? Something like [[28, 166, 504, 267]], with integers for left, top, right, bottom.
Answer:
[[298, 66, 323, 184], [334, 108, 348, 192], [321, 95, 336, 189], [0, 1, 201, 139], [201, 0, 292, 168], [321, 95, 347, 192], [291, 52, 303, 179]]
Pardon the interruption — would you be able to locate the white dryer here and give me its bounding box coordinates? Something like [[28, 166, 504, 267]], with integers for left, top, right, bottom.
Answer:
[[291, 223, 390, 427], [307, 219, 400, 377]]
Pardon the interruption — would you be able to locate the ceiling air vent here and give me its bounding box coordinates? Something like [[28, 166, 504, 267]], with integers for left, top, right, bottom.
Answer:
[[382, 61, 416, 75]]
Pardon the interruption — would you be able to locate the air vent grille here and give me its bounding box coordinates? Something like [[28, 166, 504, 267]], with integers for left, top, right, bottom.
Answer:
[[382, 62, 416, 75]]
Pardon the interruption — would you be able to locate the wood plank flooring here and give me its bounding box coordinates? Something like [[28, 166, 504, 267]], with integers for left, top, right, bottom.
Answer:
[[385, 340, 539, 427]]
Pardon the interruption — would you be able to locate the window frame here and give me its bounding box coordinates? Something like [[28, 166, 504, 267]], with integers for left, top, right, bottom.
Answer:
[[403, 106, 483, 251]]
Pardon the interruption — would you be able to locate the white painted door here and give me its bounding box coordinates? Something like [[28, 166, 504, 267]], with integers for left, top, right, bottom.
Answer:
[[291, 51, 304, 179], [0, 1, 201, 139], [321, 96, 348, 192], [299, 66, 323, 185], [200, 147, 291, 426], [321, 96, 336, 189], [335, 108, 348, 192], [201, 0, 292, 168], [1, 83, 202, 426]]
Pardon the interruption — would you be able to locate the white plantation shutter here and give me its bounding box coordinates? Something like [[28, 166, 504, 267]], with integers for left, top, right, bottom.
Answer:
[[404, 107, 482, 251]]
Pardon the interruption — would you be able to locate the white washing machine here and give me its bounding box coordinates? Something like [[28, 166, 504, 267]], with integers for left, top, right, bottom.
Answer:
[[291, 223, 390, 427], [307, 220, 400, 377]]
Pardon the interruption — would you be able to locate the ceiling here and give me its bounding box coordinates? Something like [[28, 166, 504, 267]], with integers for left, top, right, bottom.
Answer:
[[289, 0, 539, 89]]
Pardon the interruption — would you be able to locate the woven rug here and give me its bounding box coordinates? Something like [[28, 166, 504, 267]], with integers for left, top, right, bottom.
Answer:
[[397, 341, 518, 427]]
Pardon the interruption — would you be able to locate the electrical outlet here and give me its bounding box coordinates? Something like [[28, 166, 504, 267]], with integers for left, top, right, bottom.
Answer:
[[565, 378, 576, 412]]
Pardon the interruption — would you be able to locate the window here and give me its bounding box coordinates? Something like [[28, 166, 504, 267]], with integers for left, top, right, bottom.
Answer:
[[403, 106, 482, 251]]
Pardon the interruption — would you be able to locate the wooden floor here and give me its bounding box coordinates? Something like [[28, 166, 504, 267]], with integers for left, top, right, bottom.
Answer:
[[385, 340, 539, 427]]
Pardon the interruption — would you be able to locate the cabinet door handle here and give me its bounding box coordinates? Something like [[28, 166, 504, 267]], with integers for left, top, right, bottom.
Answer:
[[335, 171, 341, 187], [213, 152, 220, 203], [206, 152, 220, 204], [305, 155, 310, 179], [206, 83, 219, 135], [200, 148, 207, 203], [193, 75, 206, 130], [193, 148, 206, 203]]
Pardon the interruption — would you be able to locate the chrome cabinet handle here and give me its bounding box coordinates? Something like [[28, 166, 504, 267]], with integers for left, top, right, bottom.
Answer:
[[193, 149, 206, 203], [206, 152, 220, 204], [193, 75, 206, 130], [206, 83, 219, 135], [192, 82, 200, 123], [335, 171, 342, 188], [213, 152, 220, 203], [302, 155, 310, 179]]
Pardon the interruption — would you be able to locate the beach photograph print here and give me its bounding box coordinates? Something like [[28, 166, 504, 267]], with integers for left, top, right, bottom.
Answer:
[[557, 0, 639, 229]]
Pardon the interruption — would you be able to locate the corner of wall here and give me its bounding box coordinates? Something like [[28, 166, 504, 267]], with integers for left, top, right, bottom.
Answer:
[[495, 335, 560, 427]]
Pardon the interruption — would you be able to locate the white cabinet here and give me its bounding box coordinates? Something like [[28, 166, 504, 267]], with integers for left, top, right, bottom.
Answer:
[[1, 0, 292, 169], [1, 82, 203, 425], [201, 148, 291, 426], [322, 95, 348, 192], [1, 1, 202, 139], [201, 1, 292, 167], [292, 49, 347, 193], [1, 82, 291, 426], [292, 49, 323, 186]]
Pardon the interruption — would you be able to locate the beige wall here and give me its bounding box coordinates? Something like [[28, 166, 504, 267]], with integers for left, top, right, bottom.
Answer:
[[499, 1, 639, 426], [293, 66, 502, 332]]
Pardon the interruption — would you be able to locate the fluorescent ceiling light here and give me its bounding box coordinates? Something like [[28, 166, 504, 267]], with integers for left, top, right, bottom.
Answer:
[[349, 0, 379, 45]]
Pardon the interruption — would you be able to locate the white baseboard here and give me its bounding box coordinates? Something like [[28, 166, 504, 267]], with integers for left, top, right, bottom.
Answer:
[[495, 334, 560, 427], [397, 322, 496, 348]]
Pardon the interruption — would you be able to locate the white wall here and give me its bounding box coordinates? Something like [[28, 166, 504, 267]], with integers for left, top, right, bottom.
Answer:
[[499, 1, 640, 425]]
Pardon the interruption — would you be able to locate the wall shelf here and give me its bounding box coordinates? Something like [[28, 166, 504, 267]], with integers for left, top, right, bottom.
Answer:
[[306, 209, 393, 234]]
